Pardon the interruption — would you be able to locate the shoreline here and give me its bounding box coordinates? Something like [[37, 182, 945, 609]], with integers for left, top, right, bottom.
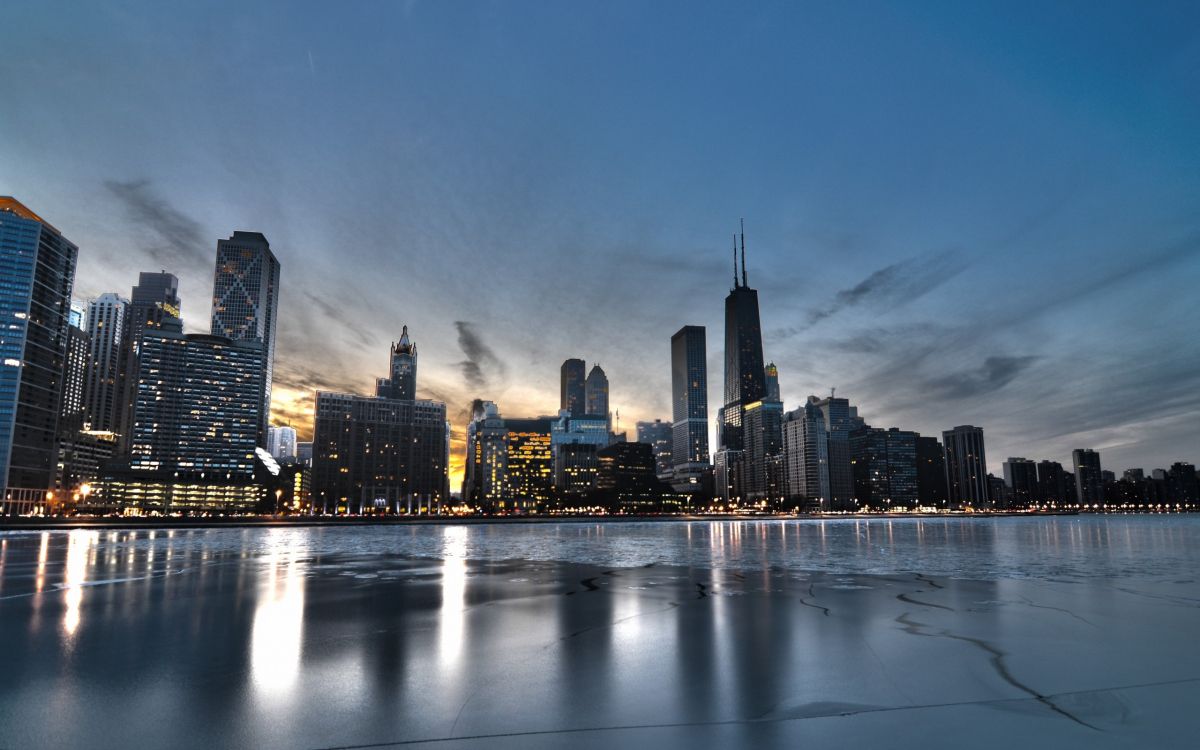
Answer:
[[0, 510, 1097, 531]]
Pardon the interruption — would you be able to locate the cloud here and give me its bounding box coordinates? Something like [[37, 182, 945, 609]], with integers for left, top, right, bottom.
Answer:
[[454, 321, 505, 390], [104, 179, 209, 268], [302, 290, 376, 347], [925, 355, 1040, 399]]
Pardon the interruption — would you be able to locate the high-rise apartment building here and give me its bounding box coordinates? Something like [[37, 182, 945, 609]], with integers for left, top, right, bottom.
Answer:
[[1036, 460, 1068, 504], [1072, 449, 1103, 506], [808, 395, 858, 511], [782, 401, 829, 510], [116, 272, 180, 446], [943, 425, 988, 508], [0, 198, 78, 513], [915, 436, 948, 508], [742, 398, 784, 504], [560, 358, 586, 417], [670, 325, 710, 494], [211, 231, 280, 441], [850, 426, 918, 510], [59, 302, 89, 434], [1002, 457, 1039, 508], [83, 293, 129, 432]]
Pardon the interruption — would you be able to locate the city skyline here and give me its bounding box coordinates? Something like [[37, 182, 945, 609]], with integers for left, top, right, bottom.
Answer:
[[3, 2, 1199, 491]]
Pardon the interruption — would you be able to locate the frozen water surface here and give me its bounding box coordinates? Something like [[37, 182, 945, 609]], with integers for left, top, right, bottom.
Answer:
[[1, 516, 1198, 748]]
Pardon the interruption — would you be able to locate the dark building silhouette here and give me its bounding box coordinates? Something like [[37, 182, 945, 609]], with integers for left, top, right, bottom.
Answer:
[[211, 231, 280, 442], [313, 329, 448, 514], [1167, 462, 1199, 505], [742, 397, 783, 504], [916, 435, 948, 508], [376, 325, 417, 400], [943, 425, 988, 508], [635, 419, 673, 479], [718, 225, 766, 456], [1036, 460, 1068, 504], [560, 358, 586, 417], [1072, 449, 1103, 506], [595, 441, 677, 511], [670, 325, 710, 494], [0, 198, 78, 514], [584, 364, 609, 421], [1002, 457, 1039, 509], [850, 426, 918, 510]]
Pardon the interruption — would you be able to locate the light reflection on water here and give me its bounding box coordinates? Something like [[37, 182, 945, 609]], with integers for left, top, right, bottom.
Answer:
[[439, 525, 468, 667], [250, 530, 307, 698]]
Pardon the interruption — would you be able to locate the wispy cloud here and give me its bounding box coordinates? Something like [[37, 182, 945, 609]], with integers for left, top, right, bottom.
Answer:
[[925, 355, 1040, 399], [454, 321, 505, 390], [104, 179, 209, 268]]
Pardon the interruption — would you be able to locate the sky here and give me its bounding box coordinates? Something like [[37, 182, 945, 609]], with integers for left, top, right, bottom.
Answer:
[[2, 0, 1198, 491]]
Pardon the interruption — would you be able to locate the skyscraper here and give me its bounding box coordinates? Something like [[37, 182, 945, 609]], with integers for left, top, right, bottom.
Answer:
[[808, 395, 858, 512], [718, 224, 766, 455], [98, 317, 267, 512], [670, 325, 710, 494], [635, 419, 673, 480], [782, 401, 830, 511], [376, 325, 417, 400], [211, 231, 280, 441], [943, 425, 988, 508], [59, 302, 89, 434], [850, 426, 918, 510], [585, 364, 609, 419], [560, 358, 586, 417], [764, 362, 780, 401], [1072, 449, 1103, 506], [116, 272, 180, 447], [0, 198, 78, 513], [83, 293, 129, 432]]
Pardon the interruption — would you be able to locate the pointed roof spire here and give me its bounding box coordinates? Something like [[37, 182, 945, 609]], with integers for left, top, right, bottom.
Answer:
[[740, 218, 747, 287], [732, 233, 739, 288]]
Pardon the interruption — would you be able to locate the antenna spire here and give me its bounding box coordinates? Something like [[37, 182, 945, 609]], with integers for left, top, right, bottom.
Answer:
[[740, 218, 747, 287], [732, 234, 739, 288]]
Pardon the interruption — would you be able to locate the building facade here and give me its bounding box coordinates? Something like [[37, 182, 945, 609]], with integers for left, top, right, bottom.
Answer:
[[312, 330, 448, 514], [1002, 457, 1039, 509], [211, 231, 280, 440], [782, 401, 830, 510], [0, 198, 78, 513], [584, 364, 609, 420], [83, 292, 128, 432], [670, 324, 710, 494], [915, 435, 949, 508], [376, 325, 416, 400], [635, 419, 673, 480], [943, 425, 988, 508], [1072, 449, 1103, 506], [116, 272, 180, 448], [560, 358, 586, 417]]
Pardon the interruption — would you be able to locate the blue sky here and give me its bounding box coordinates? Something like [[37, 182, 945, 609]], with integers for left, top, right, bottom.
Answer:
[[2, 1, 1198, 486]]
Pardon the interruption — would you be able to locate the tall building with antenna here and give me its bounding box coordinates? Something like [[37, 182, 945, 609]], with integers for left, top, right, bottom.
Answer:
[[715, 220, 767, 502]]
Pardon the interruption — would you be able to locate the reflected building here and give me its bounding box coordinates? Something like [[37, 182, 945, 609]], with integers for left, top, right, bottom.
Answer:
[[943, 425, 988, 508], [0, 198, 78, 513], [211, 231, 280, 441]]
